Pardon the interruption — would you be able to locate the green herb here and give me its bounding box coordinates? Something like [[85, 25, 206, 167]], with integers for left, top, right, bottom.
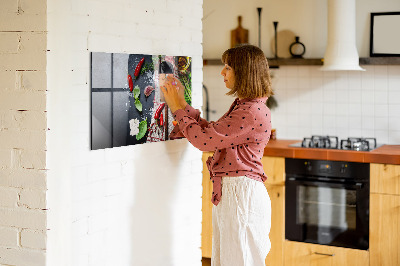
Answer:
[[179, 73, 192, 106], [136, 118, 147, 140], [135, 98, 142, 112], [133, 85, 140, 99], [132, 85, 143, 112], [140, 62, 154, 75]]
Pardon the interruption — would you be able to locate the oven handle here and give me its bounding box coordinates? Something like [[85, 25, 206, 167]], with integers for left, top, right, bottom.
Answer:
[[314, 252, 335, 257], [286, 177, 364, 189]]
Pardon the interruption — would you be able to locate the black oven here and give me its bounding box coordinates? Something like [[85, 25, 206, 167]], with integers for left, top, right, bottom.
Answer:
[[285, 158, 369, 250]]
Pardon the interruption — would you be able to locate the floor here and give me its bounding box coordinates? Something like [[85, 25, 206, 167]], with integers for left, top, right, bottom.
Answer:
[[202, 257, 211, 266]]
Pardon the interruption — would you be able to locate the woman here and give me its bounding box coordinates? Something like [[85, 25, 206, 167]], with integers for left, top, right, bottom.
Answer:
[[161, 44, 273, 266]]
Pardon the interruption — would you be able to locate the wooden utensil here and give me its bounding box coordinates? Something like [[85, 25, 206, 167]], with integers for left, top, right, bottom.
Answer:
[[231, 16, 249, 48]]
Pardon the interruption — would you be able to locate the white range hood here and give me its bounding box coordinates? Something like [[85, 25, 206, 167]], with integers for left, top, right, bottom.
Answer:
[[320, 0, 365, 71]]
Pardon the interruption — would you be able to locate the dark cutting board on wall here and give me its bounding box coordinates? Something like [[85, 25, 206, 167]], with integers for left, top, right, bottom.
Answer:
[[126, 54, 155, 146], [231, 16, 249, 48]]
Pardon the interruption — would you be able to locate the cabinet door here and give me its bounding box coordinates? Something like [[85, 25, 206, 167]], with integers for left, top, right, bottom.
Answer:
[[284, 241, 369, 266], [202, 152, 213, 258], [262, 156, 285, 185], [370, 163, 400, 195], [264, 185, 284, 266], [370, 193, 400, 266]]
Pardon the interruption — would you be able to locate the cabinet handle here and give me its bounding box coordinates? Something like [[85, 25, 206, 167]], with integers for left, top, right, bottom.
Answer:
[[314, 252, 335, 257]]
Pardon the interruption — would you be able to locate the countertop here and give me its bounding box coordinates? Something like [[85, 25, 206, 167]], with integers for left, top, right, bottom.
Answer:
[[263, 139, 400, 165]]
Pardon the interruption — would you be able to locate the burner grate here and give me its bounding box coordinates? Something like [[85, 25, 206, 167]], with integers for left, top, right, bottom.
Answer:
[[296, 136, 378, 151], [340, 137, 377, 151], [301, 135, 339, 149]]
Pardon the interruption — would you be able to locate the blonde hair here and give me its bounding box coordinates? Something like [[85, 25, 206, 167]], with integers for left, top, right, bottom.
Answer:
[[221, 44, 273, 99]]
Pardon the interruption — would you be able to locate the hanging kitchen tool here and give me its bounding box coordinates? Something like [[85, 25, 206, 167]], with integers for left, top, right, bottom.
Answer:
[[257, 8, 262, 48], [289, 36, 306, 58], [273, 21, 279, 58]]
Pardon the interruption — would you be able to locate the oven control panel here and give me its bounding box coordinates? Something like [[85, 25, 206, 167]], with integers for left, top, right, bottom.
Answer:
[[286, 158, 369, 180]]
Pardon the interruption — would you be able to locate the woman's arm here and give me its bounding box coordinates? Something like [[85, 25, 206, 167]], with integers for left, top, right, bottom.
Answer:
[[182, 104, 210, 128], [172, 106, 257, 152]]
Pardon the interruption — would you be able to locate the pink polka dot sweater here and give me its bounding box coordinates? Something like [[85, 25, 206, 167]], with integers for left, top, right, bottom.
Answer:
[[170, 97, 272, 206]]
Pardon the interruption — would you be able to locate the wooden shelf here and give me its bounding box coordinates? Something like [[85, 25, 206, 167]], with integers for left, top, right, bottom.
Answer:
[[359, 57, 400, 65], [268, 58, 323, 67], [203, 57, 400, 67], [203, 58, 323, 67]]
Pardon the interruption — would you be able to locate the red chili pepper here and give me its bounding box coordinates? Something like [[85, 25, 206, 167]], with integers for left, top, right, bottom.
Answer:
[[154, 103, 165, 119], [172, 120, 178, 126], [134, 58, 145, 79], [159, 113, 164, 127], [127, 75, 133, 92]]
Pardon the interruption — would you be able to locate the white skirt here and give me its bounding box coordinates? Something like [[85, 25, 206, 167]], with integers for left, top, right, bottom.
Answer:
[[212, 176, 271, 266]]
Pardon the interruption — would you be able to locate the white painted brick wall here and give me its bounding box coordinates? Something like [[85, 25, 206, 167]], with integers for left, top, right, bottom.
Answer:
[[0, 130, 46, 150], [0, 0, 48, 265], [0, 187, 19, 208], [46, 0, 203, 266], [21, 229, 47, 250], [0, 227, 19, 247], [3, 0, 203, 264], [19, 189, 47, 209], [0, 169, 47, 190], [0, 0, 46, 32], [0, 247, 46, 266], [0, 208, 46, 230]]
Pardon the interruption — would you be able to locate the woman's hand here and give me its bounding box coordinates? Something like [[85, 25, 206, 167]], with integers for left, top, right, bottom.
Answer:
[[160, 75, 187, 113]]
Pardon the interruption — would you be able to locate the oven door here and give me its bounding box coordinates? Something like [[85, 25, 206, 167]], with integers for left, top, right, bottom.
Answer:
[[285, 177, 369, 250]]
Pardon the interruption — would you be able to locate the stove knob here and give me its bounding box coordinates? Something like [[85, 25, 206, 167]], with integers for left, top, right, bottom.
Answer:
[[340, 164, 347, 174], [305, 162, 312, 171]]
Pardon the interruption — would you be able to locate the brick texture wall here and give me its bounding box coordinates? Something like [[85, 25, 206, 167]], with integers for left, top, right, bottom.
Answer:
[[0, 0, 48, 265], [46, 0, 203, 266], [1, 0, 203, 265]]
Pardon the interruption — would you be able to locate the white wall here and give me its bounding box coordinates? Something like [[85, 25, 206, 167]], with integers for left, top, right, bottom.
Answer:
[[0, 0, 48, 265], [47, 0, 203, 266], [204, 64, 400, 145], [203, 0, 400, 58], [271, 65, 400, 144], [204, 0, 326, 59], [203, 0, 400, 145]]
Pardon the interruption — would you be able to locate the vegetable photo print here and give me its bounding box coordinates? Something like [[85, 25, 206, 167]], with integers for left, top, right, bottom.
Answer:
[[90, 52, 192, 150]]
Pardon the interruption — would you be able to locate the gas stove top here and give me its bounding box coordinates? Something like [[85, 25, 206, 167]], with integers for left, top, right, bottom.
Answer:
[[289, 135, 382, 151]]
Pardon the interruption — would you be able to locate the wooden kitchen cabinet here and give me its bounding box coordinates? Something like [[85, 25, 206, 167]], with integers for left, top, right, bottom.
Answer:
[[370, 163, 400, 266], [261, 156, 285, 186], [370, 163, 400, 195], [370, 193, 400, 266], [202, 152, 213, 258], [262, 156, 285, 266], [284, 241, 369, 266], [264, 184, 285, 266]]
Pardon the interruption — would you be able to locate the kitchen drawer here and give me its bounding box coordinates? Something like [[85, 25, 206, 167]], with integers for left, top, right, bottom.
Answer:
[[284, 241, 369, 266]]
